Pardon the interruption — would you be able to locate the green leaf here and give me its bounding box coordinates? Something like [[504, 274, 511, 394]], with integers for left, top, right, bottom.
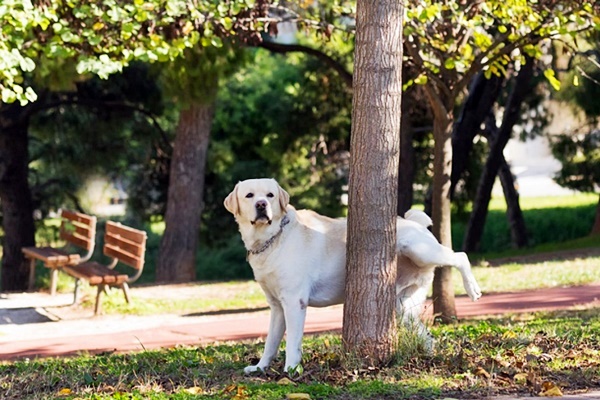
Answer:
[[444, 58, 455, 70], [544, 69, 561, 91], [19, 57, 35, 72], [414, 74, 428, 85], [211, 36, 223, 48]]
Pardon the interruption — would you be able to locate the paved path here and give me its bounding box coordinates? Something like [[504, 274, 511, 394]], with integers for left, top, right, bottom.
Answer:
[[1, 284, 599, 361]]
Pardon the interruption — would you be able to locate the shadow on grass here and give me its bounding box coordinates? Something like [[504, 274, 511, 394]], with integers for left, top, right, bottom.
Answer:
[[183, 306, 269, 318]]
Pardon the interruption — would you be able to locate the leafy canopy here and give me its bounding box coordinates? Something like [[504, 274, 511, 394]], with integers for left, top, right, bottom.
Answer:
[[271, 0, 599, 117], [402, 0, 600, 109], [0, 0, 268, 105]]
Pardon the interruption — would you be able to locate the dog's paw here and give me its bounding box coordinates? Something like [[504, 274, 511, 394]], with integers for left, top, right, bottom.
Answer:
[[465, 278, 482, 301], [244, 365, 265, 375]]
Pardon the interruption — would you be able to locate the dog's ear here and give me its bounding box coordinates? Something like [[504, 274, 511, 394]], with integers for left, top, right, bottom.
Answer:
[[224, 183, 240, 215], [278, 184, 290, 210]]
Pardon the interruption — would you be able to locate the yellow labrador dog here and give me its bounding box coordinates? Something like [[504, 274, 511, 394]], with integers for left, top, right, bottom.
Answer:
[[225, 178, 482, 373]]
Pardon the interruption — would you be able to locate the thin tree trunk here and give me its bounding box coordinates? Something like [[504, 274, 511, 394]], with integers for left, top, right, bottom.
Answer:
[[463, 59, 535, 252], [0, 107, 36, 292], [498, 157, 529, 247], [592, 194, 600, 236], [450, 74, 504, 198], [343, 0, 403, 367], [431, 113, 456, 323], [397, 99, 415, 216], [156, 102, 214, 282]]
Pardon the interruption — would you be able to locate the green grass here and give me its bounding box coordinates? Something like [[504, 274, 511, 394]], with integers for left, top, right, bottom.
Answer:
[[81, 281, 269, 316], [2, 308, 599, 399], [452, 193, 597, 252], [460, 254, 600, 296]]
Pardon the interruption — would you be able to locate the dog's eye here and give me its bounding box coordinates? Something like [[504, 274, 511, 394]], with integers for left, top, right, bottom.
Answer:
[[267, 193, 274, 198], [245, 193, 254, 198]]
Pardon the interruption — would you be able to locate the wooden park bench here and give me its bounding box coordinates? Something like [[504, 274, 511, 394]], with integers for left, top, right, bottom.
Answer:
[[62, 221, 147, 315], [22, 210, 97, 295]]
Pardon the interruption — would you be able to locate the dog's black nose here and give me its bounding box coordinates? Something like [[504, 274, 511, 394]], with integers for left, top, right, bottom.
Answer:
[[255, 200, 267, 211]]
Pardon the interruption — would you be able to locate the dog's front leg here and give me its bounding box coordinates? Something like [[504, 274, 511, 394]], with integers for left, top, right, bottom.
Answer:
[[244, 302, 286, 374], [282, 297, 308, 373]]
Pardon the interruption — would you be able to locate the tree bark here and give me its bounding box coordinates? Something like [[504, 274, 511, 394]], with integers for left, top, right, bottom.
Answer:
[[343, 0, 403, 367], [156, 102, 214, 282], [463, 59, 535, 252], [397, 99, 415, 216], [0, 106, 36, 292], [592, 194, 600, 236], [431, 113, 457, 323], [450, 73, 504, 198], [498, 157, 529, 247]]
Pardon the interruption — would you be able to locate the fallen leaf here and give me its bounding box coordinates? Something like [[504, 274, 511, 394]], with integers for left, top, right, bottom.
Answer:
[[539, 381, 563, 397], [474, 367, 490, 379], [234, 385, 248, 400], [286, 394, 311, 400], [184, 386, 203, 394], [502, 330, 517, 339], [58, 388, 72, 396], [513, 373, 528, 384], [277, 377, 296, 386]]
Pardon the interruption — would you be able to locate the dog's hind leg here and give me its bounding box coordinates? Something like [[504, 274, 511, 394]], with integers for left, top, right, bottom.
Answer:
[[398, 240, 482, 301], [452, 251, 482, 301], [396, 284, 434, 352]]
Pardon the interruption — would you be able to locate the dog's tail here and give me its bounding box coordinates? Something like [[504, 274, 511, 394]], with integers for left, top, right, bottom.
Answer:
[[404, 209, 432, 228]]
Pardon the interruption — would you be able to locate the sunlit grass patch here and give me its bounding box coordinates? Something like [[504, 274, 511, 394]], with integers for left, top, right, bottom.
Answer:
[[454, 255, 600, 296]]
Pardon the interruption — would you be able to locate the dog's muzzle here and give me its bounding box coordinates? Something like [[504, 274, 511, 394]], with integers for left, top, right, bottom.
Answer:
[[252, 200, 272, 225]]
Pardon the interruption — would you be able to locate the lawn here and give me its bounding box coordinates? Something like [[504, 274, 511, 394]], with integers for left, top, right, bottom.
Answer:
[[1, 307, 599, 399]]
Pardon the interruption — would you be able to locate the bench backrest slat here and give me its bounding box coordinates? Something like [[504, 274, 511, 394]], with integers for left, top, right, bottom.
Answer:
[[59, 210, 97, 251], [104, 221, 147, 270]]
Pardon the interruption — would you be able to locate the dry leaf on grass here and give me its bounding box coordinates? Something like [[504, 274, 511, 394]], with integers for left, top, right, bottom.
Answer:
[[539, 381, 563, 397], [286, 394, 311, 399]]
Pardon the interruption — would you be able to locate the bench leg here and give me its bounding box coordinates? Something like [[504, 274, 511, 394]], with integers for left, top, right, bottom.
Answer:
[[121, 283, 131, 304], [94, 284, 105, 315], [49, 268, 58, 296], [73, 279, 81, 305], [27, 258, 36, 291]]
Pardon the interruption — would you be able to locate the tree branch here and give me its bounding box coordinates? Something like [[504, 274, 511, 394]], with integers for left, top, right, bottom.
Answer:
[[38, 94, 172, 151], [257, 41, 353, 88]]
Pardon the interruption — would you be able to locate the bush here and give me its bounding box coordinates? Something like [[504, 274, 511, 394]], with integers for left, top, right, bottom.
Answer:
[[451, 195, 597, 252]]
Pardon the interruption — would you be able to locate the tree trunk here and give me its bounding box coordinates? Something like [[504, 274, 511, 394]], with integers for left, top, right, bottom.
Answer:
[[592, 194, 600, 236], [397, 99, 415, 216], [450, 74, 504, 198], [498, 157, 529, 247], [0, 107, 36, 292], [463, 59, 535, 252], [343, 0, 403, 367], [156, 102, 214, 282], [431, 113, 457, 323]]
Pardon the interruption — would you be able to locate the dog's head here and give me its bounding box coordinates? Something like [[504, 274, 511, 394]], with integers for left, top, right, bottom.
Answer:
[[224, 178, 290, 225]]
